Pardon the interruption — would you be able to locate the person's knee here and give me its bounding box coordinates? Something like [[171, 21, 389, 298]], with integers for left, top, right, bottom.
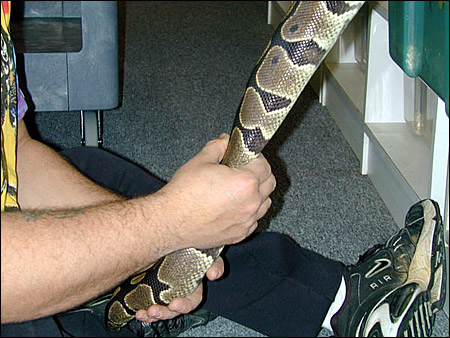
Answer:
[[255, 231, 294, 249]]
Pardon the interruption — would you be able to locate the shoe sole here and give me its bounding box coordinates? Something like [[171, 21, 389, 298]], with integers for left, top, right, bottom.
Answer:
[[406, 200, 446, 312], [397, 290, 435, 336]]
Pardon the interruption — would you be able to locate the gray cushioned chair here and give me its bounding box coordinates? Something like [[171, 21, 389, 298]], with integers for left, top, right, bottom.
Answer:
[[11, 1, 119, 147]]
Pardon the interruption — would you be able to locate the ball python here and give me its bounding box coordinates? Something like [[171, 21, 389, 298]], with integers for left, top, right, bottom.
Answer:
[[105, 1, 365, 331]]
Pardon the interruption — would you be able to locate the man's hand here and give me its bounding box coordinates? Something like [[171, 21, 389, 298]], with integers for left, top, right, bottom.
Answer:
[[156, 133, 276, 250], [134, 133, 275, 322], [135, 257, 224, 323]]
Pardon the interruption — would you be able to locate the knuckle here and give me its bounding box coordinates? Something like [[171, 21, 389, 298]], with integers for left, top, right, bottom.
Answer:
[[241, 199, 259, 217], [233, 233, 247, 244], [271, 175, 277, 190], [262, 199, 272, 216], [242, 175, 259, 194], [248, 201, 260, 215], [206, 138, 218, 145], [231, 174, 259, 200], [263, 162, 272, 178], [262, 198, 272, 213]]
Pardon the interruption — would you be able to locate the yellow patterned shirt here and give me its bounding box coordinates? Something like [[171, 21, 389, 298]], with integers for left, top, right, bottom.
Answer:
[[1, 1, 27, 211]]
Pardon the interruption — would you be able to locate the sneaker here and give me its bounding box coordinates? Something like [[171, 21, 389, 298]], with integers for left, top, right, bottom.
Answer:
[[331, 199, 447, 337], [128, 308, 218, 337], [68, 294, 217, 337]]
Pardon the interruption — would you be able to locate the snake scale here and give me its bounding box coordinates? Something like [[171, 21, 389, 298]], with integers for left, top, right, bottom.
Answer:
[[105, 1, 365, 331]]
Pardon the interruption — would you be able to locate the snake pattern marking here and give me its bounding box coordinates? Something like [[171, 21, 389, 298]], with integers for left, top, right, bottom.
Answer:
[[105, 1, 365, 331]]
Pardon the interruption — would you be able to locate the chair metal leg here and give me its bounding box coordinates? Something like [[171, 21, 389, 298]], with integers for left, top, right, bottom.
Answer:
[[80, 110, 103, 147]]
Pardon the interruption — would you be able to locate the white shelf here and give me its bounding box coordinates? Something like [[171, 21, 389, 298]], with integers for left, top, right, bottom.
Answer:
[[365, 122, 431, 198], [320, 4, 449, 224], [324, 62, 366, 114]]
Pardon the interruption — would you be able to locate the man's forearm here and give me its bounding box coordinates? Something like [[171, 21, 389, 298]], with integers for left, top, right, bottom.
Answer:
[[17, 120, 124, 210], [2, 121, 172, 323], [1, 194, 176, 324]]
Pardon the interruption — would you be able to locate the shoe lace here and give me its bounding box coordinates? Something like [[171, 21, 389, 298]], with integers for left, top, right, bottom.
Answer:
[[349, 229, 413, 272], [354, 243, 384, 266]]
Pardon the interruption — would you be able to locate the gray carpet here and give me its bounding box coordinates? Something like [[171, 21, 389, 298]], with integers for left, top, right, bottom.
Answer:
[[25, 2, 448, 337]]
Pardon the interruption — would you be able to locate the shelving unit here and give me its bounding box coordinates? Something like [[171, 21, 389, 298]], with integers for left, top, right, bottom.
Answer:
[[268, 1, 449, 315]]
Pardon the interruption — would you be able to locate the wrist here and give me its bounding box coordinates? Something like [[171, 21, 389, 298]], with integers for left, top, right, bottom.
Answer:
[[138, 189, 186, 257]]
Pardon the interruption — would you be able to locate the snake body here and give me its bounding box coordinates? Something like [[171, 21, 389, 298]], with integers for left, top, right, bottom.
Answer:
[[105, 1, 365, 331]]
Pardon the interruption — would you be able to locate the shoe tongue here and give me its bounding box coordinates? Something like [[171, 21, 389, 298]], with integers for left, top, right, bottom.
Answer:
[[358, 244, 384, 264], [392, 245, 412, 273]]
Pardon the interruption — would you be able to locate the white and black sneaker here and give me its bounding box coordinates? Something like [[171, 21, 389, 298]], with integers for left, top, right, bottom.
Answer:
[[331, 199, 447, 337]]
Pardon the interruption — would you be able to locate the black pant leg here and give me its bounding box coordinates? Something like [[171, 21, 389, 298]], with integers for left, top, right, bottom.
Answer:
[[203, 232, 344, 337], [59, 146, 165, 198]]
